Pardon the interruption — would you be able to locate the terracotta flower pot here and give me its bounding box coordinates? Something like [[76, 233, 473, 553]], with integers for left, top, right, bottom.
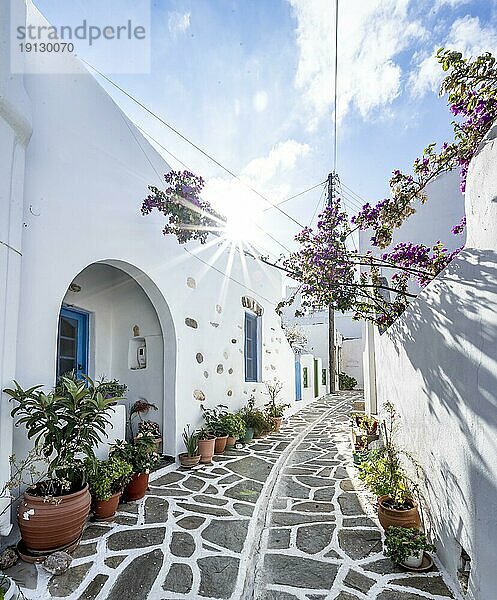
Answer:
[[273, 417, 283, 431], [93, 491, 121, 521], [377, 495, 421, 531], [17, 484, 91, 553], [226, 436, 237, 447], [124, 473, 149, 501], [214, 435, 228, 454], [198, 437, 216, 463], [179, 453, 201, 468]]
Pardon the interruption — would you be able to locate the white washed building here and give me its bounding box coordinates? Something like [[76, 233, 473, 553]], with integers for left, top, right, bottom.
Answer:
[[0, 0, 299, 533]]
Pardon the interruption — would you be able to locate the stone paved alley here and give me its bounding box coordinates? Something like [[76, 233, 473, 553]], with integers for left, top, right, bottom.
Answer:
[[9, 393, 459, 600]]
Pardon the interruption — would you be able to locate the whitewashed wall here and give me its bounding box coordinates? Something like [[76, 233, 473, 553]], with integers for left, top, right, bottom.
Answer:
[[0, 2, 296, 464], [341, 339, 363, 388], [373, 125, 497, 600]]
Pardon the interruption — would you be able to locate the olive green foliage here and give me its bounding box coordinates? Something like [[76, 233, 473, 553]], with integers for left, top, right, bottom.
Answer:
[[384, 526, 436, 565], [196, 427, 214, 441], [85, 456, 133, 501], [4, 376, 116, 495], [138, 420, 161, 438], [264, 381, 290, 418], [111, 434, 160, 474], [200, 404, 229, 436], [96, 378, 127, 400], [358, 403, 417, 506], [182, 425, 199, 457], [339, 372, 357, 390], [217, 413, 245, 438], [352, 412, 378, 435]]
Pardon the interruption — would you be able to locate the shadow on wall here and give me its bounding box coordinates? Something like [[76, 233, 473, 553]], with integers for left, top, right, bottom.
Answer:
[[381, 247, 497, 600]]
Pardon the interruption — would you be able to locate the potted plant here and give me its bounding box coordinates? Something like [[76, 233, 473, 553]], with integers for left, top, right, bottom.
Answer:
[[264, 381, 290, 432], [358, 404, 421, 530], [201, 404, 229, 454], [95, 377, 127, 403], [238, 396, 260, 442], [179, 425, 201, 468], [137, 420, 162, 453], [384, 526, 436, 569], [84, 456, 133, 521], [352, 412, 379, 450], [110, 434, 160, 501], [128, 399, 158, 440], [196, 428, 216, 463], [3, 376, 117, 554], [218, 413, 245, 447]]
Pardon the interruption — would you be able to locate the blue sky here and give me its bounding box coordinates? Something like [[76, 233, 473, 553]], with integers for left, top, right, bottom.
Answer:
[[34, 0, 497, 256]]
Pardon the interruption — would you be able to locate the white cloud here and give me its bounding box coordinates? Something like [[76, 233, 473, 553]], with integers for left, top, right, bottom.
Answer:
[[253, 91, 268, 112], [434, 0, 471, 7], [411, 16, 497, 97], [287, 0, 425, 129], [168, 11, 191, 36], [242, 139, 310, 184]]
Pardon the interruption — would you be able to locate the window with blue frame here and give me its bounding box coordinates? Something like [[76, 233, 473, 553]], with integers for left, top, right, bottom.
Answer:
[[244, 312, 260, 382], [57, 307, 89, 379]]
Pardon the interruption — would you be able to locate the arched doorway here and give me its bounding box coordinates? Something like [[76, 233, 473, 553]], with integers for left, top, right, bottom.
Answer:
[[56, 261, 176, 456]]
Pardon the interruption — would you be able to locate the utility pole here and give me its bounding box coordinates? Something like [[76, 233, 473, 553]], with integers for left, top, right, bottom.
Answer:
[[328, 171, 336, 393]]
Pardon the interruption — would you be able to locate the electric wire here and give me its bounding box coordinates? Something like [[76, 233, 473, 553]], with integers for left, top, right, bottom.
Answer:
[[263, 180, 327, 212], [80, 57, 305, 229]]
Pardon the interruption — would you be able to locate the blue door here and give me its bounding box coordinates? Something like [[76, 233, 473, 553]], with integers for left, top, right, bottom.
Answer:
[[57, 307, 89, 378], [295, 357, 302, 401]]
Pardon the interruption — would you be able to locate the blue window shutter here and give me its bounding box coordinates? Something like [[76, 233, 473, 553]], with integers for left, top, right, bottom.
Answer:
[[245, 313, 258, 382]]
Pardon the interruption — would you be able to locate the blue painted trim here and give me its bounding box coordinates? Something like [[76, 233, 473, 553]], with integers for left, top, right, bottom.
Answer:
[[58, 306, 89, 377]]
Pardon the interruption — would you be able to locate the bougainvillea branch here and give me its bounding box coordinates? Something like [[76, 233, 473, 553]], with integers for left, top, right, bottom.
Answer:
[[141, 170, 226, 244]]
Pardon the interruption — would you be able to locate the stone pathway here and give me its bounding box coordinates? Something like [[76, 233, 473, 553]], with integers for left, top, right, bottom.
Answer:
[[7, 393, 459, 600]]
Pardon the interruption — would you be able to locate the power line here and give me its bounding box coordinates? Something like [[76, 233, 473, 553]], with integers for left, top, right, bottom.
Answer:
[[332, 0, 339, 174], [341, 181, 367, 206], [263, 180, 327, 212], [80, 57, 305, 229], [308, 183, 327, 227]]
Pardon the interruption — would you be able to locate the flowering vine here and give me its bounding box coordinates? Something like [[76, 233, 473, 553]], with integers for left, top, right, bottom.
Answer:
[[142, 50, 496, 328], [141, 170, 225, 244]]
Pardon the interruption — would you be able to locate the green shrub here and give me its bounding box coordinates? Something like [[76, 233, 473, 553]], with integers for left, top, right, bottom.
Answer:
[[110, 434, 160, 474], [384, 526, 436, 565], [217, 413, 245, 438], [182, 425, 199, 457], [85, 456, 133, 501], [200, 404, 229, 436], [339, 372, 357, 390]]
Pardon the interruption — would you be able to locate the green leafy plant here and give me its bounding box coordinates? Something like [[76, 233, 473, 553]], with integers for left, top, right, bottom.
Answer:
[[84, 456, 133, 501], [339, 372, 357, 390], [138, 420, 161, 438], [96, 378, 127, 400], [182, 425, 199, 457], [384, 526, 436, 565], [200, 404, 229, 436], [4, 376, 116, 495], [358, 403, 419, 508], [352, 413, 378, 435], [264, 381, 290, 417], [128, 399, 158, 439], [110, 434, 160, 474], [238, 396, 261, 429], [196, 427, 214, 440], [217, 413, 245, 438]]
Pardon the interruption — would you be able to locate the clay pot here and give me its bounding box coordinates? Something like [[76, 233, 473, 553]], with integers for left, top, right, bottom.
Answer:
[[124, 473, 149, 501], [214, 435, 228, 454], [198, 437, 216, 463], [93, 491, 121, 521], [377, 495, 421, 531], [179, 453, 201, 468], [273, 417, 283, 431], [17, 484, 91, 553], [226, 436, 237, 447]]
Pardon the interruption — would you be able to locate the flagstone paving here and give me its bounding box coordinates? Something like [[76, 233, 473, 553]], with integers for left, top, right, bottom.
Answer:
[[9, 392, 459, 600]]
